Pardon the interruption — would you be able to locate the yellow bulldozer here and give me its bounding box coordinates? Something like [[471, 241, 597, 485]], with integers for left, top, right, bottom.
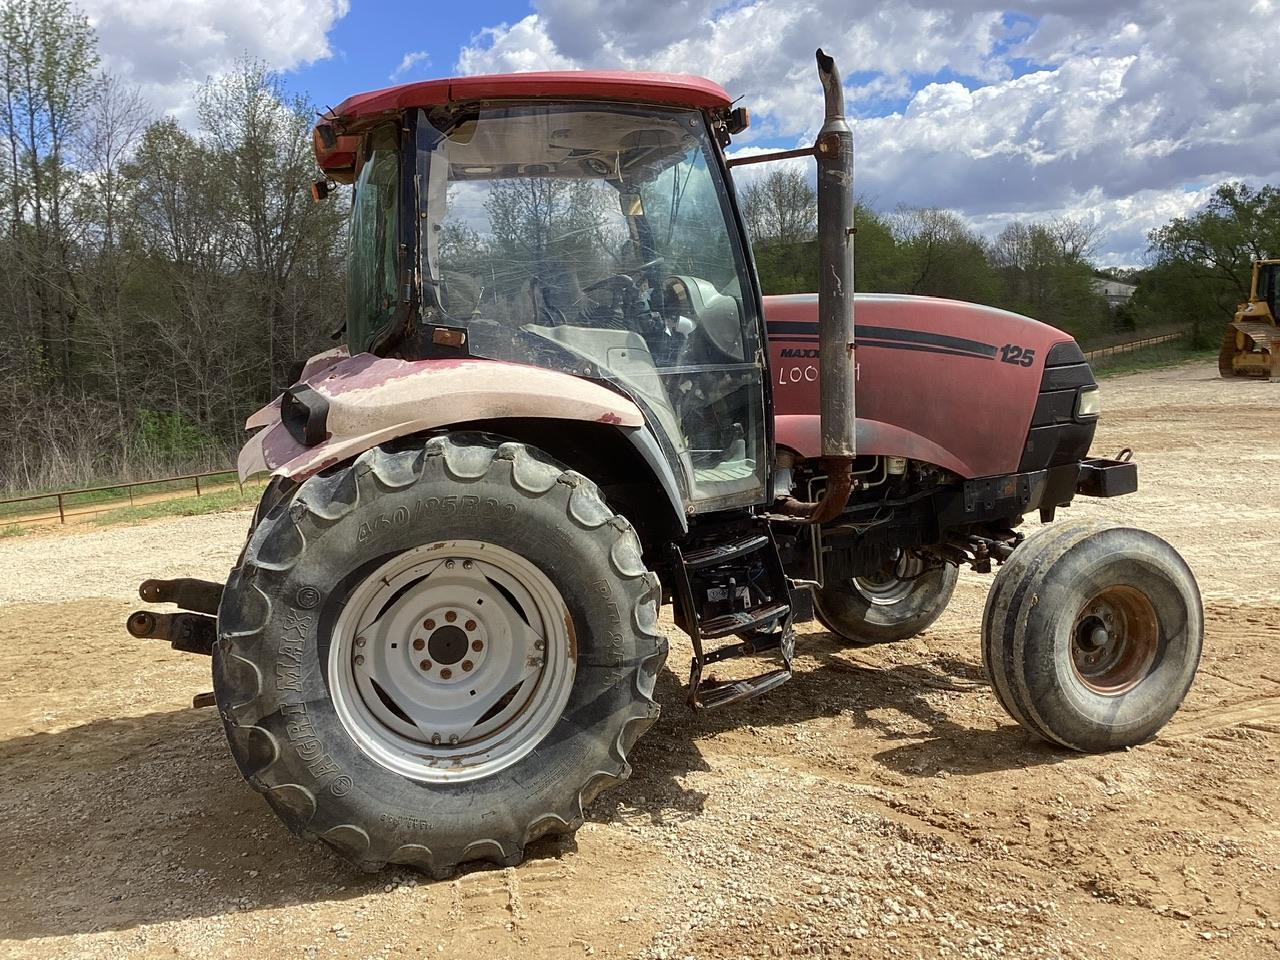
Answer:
[[1220, 258, 1280, 379]]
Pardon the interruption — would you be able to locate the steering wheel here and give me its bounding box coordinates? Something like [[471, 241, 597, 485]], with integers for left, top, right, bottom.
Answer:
[[583, 273, 640, 296]]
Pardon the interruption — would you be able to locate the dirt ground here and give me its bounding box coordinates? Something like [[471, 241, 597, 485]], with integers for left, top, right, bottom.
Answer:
[[1, 359, 1277, 960]]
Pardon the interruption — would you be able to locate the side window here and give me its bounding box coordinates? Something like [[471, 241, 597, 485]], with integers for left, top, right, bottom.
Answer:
[[346, 125, 401, 352]]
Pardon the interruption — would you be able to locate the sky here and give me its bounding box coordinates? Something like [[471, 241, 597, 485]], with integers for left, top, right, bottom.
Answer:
[[79, 0, 1280, 266]]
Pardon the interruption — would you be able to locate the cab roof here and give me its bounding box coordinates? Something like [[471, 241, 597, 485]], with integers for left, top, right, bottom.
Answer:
[[314, 70, 732, 181], [329, 71, 732, 121]]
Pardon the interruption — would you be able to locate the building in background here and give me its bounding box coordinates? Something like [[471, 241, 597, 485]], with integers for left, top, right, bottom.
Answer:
[[1092, 277, 1137, 310]]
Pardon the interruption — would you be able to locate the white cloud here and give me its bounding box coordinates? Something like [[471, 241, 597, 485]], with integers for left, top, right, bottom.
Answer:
[[456, 15, 575, 75], [390, 50, 431, 81], [82, 0, 350, 122], [455, 0, 1280, 263]]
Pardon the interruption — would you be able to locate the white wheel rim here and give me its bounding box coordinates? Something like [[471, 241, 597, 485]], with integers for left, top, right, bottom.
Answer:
[[852, 551, 924, 606], [328, 540, 575, 784]]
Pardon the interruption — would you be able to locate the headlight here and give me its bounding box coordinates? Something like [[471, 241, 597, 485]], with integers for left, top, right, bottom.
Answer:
[[1075, 385, 1101, 419]]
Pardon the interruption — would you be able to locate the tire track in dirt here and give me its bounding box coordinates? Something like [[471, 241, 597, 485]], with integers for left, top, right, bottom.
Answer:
[[1166, 696, 1280, 738]]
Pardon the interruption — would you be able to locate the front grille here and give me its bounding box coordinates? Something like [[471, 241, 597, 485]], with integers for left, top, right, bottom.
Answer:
[[1019, 341, 1097, 471]]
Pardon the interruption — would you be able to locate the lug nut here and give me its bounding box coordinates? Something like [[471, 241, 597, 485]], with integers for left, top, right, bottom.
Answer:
[[420, 659, 432, 671], [424, 618, 435, 630], [534, 640, 545, 651], [445, 560, 455, 569], [354, 654, 365, 666], [355, 637, 366, 647], [445, 611, 457, 623], [471, 639, 483, 652], [463, 560, 473, 569], [449, 734, 459, 744], [431, 733, 441, 745], [440, 668, 453, 680], [413, 638, 425, 651], [465, 619, 476, 632], [461, 659, 473, 672]]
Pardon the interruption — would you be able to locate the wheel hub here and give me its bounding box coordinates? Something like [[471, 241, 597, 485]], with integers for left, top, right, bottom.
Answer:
[[1070, 587, 1159, 695], [427, 625, 469, 666], [328, 541, 574, 783]]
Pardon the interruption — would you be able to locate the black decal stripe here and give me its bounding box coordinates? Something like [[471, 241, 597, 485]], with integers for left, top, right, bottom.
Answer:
[[772, 335, 995, 361], [859, 324, 998, 358], [857, 339, 996, 361], [766, 321, 998, 359], [771, 333, 996, 361]]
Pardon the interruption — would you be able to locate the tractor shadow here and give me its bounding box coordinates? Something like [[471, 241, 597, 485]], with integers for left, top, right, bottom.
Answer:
[[634, 628, 1074, 783]]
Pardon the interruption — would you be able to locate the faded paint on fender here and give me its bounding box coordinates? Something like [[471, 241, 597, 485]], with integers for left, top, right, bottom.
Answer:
[[238, 353, 643, 482]]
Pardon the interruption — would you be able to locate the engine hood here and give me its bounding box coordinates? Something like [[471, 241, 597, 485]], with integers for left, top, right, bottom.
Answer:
[[766, 293, 1083, 478]]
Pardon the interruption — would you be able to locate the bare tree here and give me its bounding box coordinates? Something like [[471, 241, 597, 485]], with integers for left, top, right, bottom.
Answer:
[[740, 166, 816, 245]]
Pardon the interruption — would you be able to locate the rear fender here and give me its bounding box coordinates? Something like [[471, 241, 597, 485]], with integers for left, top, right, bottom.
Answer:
[[239, 351, 658, 486]]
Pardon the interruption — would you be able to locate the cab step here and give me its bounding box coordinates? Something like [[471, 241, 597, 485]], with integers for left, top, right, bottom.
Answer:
[[699, 602, 790, 640], [671, 527, 795, 710]]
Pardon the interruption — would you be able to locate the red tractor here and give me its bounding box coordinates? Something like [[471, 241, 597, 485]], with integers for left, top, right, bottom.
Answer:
[[129, 53, 1202, 878]]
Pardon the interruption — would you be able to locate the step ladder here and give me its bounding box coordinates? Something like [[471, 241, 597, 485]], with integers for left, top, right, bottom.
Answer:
[[670, 528, 796, 709]]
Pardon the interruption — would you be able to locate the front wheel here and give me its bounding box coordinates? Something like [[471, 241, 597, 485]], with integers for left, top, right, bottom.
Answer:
[[814, 552, 958, 645], [982, 521, 1202, 752], [213, 434, 666, 877]]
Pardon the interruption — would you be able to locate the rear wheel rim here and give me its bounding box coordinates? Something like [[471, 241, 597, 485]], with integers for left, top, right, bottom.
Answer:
[[852, 551, 925, 606], [1069, 585, 1159, 695], [328, 540, 575, 784]]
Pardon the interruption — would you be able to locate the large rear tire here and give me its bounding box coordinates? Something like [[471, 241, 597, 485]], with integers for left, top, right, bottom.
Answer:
[[213, 434, 666, 877], [814, 552, 958, 645], [982, 520, 1202, 752]]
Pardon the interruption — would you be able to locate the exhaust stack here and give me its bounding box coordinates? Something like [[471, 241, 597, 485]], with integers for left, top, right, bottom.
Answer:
[[775, 49, 856, 523], [814, 49, 856, 461]]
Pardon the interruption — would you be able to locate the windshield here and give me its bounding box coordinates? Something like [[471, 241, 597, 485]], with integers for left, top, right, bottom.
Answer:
[[417, 102, 766, 512]]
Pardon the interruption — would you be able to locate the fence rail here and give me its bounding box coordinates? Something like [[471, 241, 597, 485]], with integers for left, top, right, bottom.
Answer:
[[0, 469, 252, 528], [1083, 331, 1184, 361]]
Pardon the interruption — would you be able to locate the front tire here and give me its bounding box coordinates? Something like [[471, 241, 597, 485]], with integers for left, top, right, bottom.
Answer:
[[213, 434, 666, 877], [814, 552, 958, 645], [982, 521, 1202, 752]]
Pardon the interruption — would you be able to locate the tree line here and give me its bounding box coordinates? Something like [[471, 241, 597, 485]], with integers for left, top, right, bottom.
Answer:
[[0, 0, 1274, 494], [0, 0, 341, 492], [742, 169, 1278, 348]]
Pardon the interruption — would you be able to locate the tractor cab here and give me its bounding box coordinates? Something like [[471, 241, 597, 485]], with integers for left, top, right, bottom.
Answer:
[[322, 77, 771, 516]]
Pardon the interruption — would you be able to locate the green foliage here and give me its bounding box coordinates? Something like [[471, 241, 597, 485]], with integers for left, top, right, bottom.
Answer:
[[1143, 181, 1280, 346], [90, 483, 263, 526], [752, 238, 818, 294], [743, 185, 1110, 343], [134, 410, 216, 463], [849, 206, 900, 292]]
